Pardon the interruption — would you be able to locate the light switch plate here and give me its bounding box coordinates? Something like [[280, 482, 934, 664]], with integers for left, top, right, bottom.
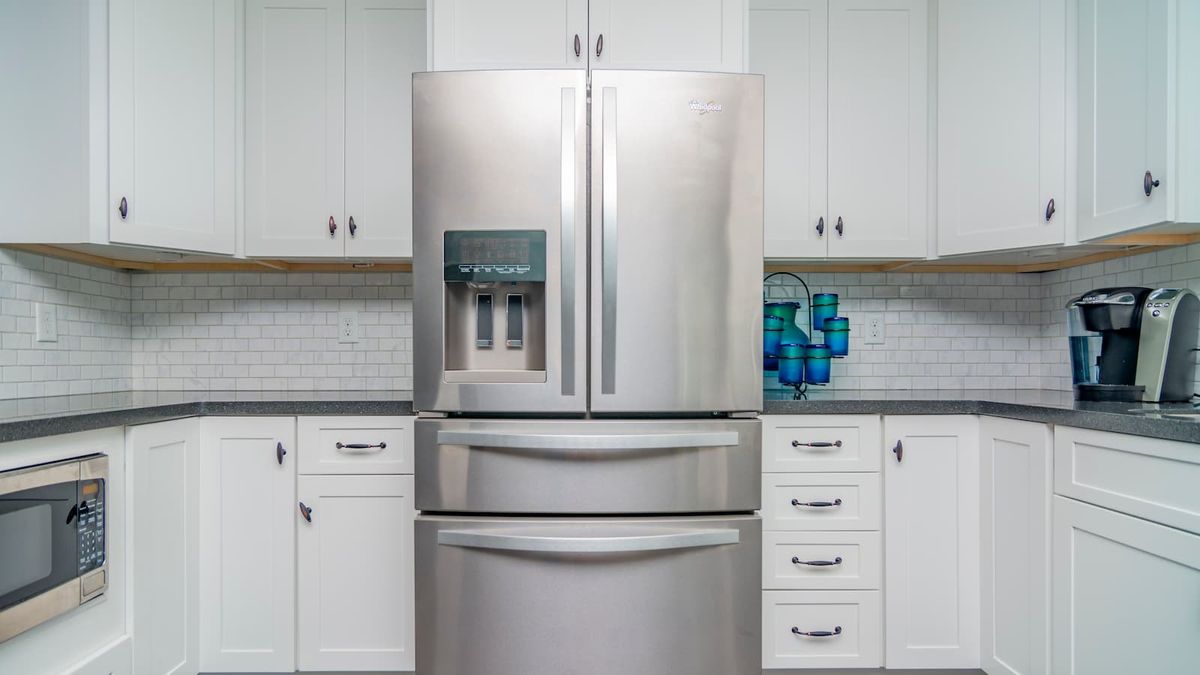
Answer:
[[35, 303, 57, 342], [864, 313, 884, 345], [337, 311, 359, 344]]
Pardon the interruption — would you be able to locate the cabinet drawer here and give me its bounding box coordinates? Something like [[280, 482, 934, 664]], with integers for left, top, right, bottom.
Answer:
[[762, 590, 882, 669], [762, 474, 881, 531], [763, 531, 881, 590], [763, 415, 881, 472], [1055, 426, 1200, 534], [298, 417, 414, 475]]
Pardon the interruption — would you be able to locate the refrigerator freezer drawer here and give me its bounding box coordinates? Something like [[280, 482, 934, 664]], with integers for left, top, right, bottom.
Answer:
[[416, 418, 761, 514], [416, 514, 762, 675]]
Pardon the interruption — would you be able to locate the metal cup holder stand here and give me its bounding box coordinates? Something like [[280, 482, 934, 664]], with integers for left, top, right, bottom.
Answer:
[[764, 272, 849, 401]]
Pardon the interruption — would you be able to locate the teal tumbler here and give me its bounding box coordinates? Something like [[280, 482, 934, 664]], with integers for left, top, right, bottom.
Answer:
[[804, 344, 832, 384], [777, 343, 806, 385], [823, 317, 850, 356], [811, 294, 839, 331]]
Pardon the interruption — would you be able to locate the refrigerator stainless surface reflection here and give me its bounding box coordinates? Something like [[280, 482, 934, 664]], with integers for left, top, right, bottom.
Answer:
[[413, 69, 763, 675]]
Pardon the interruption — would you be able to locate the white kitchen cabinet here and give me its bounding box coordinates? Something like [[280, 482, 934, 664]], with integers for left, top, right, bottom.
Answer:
[[826, 0, 928, 259], [588, 0, 745, 72], [883, 415, 980, 669], [1052, 496, 1200, 675], [1076, 0, 1173, 240], [1174, 0, 1198, 225], [980, 417, 1051, 675], [0, 0, 108, 246], [429, 0, 588, 70], [245, 0, 424, 258], [297, 474, 416, 671], [344, 0, 425, 258], [128, 418, 203, 675], [750, 0, 828, 258], [936, 0, 1067, 256], [108, 0, 237, 254], [198, 417, 296, 673]]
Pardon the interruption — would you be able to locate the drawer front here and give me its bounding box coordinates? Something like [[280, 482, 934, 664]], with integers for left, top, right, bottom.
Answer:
[[762, 474, 882, 531], [762, 590, 883, 669], [1055, 426, 1200, 535], [762, 531, 882, 590], [763, 415, 881, 473], [298, 417, 414, 475]]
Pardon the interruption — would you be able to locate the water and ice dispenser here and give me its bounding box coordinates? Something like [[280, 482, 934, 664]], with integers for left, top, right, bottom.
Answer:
[[442, 230, 547, 383]]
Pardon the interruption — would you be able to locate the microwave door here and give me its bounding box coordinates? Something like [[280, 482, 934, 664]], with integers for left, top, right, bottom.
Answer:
[[0, 473, 79, 617], [413, 70, 589, 414], [589, 71, 765, 414]]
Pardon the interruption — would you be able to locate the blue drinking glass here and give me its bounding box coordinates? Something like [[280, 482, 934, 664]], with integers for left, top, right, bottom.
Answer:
[[811, 294, 839, 331], [764, 315, 785, 370], [823, 316, 850, 356], [804, 344, 832, 384], [777, 343, 806, 385]]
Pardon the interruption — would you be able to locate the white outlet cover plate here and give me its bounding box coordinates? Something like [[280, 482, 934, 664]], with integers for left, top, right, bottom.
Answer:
[[35, 303, 57, 342], [337, 311, 359, 344], [864, 313, 884, 345]]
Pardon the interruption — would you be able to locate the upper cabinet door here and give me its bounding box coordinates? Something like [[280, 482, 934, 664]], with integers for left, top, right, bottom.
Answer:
[[588, 0, 746, 72], [827, 0, 928, 259], [245, 0, 347, 257], [750, 0, 828, 259], [430, 0, 588, 70], [1076, 0, 1172, 240], [937, 0, 1066, 256], [108, 0, 237, 254], [344, 0, 426, 258]]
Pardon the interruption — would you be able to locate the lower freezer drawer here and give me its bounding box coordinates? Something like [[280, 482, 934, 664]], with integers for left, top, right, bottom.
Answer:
[[416, 514, 761, 675]]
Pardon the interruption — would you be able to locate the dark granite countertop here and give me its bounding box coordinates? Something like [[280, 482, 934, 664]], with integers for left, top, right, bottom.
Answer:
[[0, 391, 414, 443], [764, 389, 1200, 444], [2, 389, 1199, 445]]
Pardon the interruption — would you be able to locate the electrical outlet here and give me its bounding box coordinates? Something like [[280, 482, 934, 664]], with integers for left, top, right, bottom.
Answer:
[[35, 303, 57, 342], [864, 313, 885, 345], [337, 311, 359, 344]]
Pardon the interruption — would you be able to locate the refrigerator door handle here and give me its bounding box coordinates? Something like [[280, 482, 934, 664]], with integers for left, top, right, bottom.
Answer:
[[600, 86, 618, 395], [437, 527, 738, 554], [560, 88, 576, 395], [435, 430, 738, 451]]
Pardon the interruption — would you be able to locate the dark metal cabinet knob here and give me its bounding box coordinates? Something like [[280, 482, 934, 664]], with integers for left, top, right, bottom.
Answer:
[[792, 556, 843, 566], [348, 216, 357, 237], [574, 34, 581, 58], [835, 216, 844, 237], [816, 217, 825, 237], [792, 440, 843, 448], [328, 216, 337, 236], [298, 501, 313, 523], [276, 441, 287, 465], [1144, 170, 1161, 196], [791, 498, 843, 508], [792, 626, 842, 637], [1045, 198, 1056, 222], [595, 33, 604, 58], [118, 197, 129, 220], [893, 439, 903, 463]]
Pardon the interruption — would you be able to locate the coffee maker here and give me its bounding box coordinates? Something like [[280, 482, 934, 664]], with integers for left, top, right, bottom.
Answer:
[[1067, 287, 1199, 402]]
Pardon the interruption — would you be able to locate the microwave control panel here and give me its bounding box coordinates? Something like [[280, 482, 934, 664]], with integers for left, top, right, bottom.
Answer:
[[77, 478, 105, 574]]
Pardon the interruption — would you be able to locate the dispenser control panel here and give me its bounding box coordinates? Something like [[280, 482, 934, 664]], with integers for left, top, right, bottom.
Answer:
[[444, 230, 547, 282]]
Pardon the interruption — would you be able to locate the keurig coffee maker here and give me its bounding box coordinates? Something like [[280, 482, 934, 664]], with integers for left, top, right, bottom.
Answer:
[[1066, 287, 1199, 402]]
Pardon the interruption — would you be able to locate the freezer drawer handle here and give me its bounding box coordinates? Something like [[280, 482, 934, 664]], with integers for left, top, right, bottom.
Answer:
[[792, 626, 842, 638], [336, 441, 386, 452], [792, 556, 842, 567], [791, 498, 842, 508], [438, 527, 738, 554], [792, 440, 842, 448], [436, 430, 738, 451]]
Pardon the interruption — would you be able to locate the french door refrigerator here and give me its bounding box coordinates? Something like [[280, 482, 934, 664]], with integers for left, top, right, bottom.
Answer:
[[413, 69, 763, 675]]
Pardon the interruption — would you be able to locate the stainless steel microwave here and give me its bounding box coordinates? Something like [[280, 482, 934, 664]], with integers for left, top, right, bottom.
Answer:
[[0, 454, 108, 643]]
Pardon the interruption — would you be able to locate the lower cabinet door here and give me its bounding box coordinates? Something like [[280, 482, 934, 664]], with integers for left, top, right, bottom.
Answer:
[[1053, 496, 1200, 675], [297, 474, 416, 671], [198, 417, 296, 673], [761, 590, 882, 669]]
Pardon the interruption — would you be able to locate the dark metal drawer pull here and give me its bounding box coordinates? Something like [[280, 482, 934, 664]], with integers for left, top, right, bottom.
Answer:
[[791, 498, 843, 508], [793, 626, 842, 638], [815, 216, 825, 236], [336, 441, 387, 450], [893, 439, 903, 463], [118, 197, 129, 220], [276, 441, 287, 465], [792, 556, 843, 567], [1144, 170, 1160, 196], [792, 440, 843, 448], [574, 34, 581, 57], [298, 501, 313, 523]]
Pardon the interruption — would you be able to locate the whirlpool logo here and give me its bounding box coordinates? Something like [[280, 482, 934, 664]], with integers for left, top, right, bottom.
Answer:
[[688, 99, 723, 114]]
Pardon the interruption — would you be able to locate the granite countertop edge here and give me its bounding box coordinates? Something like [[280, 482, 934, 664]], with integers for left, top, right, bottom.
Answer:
[[2, 391, 1199, 445]]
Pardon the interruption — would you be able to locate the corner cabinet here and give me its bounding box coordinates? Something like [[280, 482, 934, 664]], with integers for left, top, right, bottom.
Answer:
[[936, 0, 1067, 256], [751, 0, 928, 260], [430, 0, 745, 72], [882, 415, 980, 670], [108, 0, 238, 255], [245, 0, 425, 258], [198, 417, 297, 673]]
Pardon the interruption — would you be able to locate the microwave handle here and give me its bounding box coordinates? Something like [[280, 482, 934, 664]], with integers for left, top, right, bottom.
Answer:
[[438, 527, 738, 554], [436, 430, 738, 451]]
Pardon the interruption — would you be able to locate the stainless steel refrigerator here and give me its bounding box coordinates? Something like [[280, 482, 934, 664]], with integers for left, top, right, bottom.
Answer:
[[412, 69, 763, 675]]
